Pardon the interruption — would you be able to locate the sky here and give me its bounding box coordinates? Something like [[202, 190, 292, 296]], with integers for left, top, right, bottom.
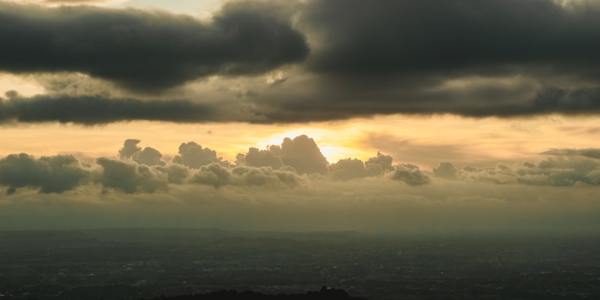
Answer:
[[1, 0, 600, 233]]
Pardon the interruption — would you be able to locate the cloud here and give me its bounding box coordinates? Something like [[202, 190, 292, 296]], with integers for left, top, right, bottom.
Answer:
[[190, 162, 304, 189], [191, 163, 232, 188], [365, 152, 394, 176], [173, 142, 222, 169], [236, 147, 284, 169], [0, 1, 309, 91], [3, 175, 600, 234], [329, 153, 393, 180], [3, 136, 600, 199], [303, 0, 600, 78], [1, 0, 600, 125], [231, 165, 303, 187], [279, 135, 329, 174], [2, 135, 600, 234], [96, 158, 167, 193], [434, 162, 459, 179], [119, 139, 142, 159], [233, 0, 600, 122], [42, 0, 115, 3], [329, 159, 367, 181], [157, 164, 190, 184], [132, 147, 164, 167], [0, 95, 217, 125], [456, 156, 600, 187], [236, 135, 329, 174], [542, 148, 600, 160], [0, 154, 89, 194], [118, 139, 165, 166], [390, 164, 431, 186]]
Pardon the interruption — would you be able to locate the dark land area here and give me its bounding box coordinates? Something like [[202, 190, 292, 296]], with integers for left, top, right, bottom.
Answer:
[[1, 229, 600, 300], [150, 287, 365, 300]]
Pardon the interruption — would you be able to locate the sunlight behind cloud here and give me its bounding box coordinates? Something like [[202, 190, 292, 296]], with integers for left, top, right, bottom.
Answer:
[[256, 127, 368, 163], [0, 73, 45, 97]]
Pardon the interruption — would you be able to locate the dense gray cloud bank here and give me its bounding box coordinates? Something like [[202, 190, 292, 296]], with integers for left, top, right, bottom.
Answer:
[[2, 0, 600, 123], [303, 0, 600, 77], [0, 1, 308, 91], [0, 94, 217, 124]]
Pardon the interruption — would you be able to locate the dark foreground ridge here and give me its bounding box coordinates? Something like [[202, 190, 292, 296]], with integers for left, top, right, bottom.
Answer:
[[151, 287, 366, 300]]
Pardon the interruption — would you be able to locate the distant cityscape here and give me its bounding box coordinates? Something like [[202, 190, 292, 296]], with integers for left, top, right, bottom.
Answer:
[[1, 229, 599, 300]]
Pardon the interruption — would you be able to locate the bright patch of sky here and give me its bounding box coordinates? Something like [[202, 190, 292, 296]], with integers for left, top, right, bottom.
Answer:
[[119, 0, 224, 17]]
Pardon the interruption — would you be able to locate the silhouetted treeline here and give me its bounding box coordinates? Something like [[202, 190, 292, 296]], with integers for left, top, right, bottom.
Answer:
[[151, 287, 367, 300]]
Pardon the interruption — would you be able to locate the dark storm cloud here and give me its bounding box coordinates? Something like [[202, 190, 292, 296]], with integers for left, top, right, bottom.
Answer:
[[0, 1, 308, 91], [0, 95, 217, 124], [303, 0, 600, 77], [0, 154, 89, 194], [244, 0, 600, 121], [483, 87, 600, 117], [4, 0, 600, 124], [5, 85, 600, 125]]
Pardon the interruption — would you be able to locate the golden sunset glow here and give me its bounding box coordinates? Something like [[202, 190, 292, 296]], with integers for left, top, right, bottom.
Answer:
[[2, 115, 600, 168]]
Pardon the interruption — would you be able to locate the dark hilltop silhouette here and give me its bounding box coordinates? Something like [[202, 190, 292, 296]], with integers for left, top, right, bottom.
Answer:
[[151, 287, 366, 300]]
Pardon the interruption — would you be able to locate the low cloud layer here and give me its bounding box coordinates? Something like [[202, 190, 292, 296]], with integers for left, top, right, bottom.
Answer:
[[1, 135, 600, 233], [0, 135, 417, 195], [96, 158, 167, 193], [3, 135, 600, 197], [542, 148, 600, 160], [433, 154, 600, 187]]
